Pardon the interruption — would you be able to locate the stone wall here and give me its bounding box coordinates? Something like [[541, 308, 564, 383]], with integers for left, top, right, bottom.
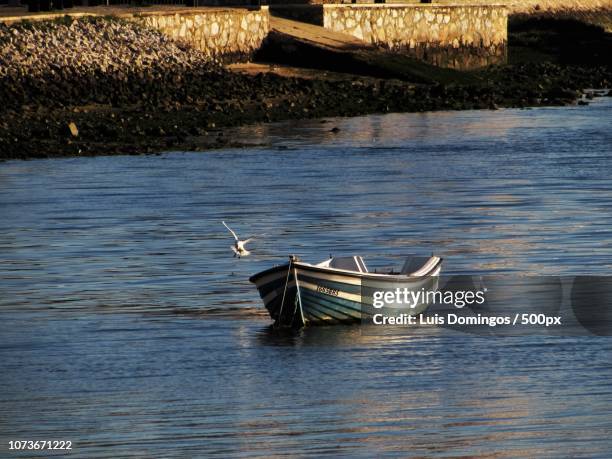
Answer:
[[133, 7, 269, 63], [500, 0, 612, 32], [432, 0, 612, 14], [321, 4, 508, 69]]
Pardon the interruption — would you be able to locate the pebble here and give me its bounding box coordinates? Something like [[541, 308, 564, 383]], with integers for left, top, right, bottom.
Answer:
[[67, 121, 78, 137], [0, 17, 227, 110]]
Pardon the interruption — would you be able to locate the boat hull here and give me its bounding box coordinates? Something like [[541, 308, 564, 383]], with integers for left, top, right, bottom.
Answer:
[[250, 259, 442, 326]]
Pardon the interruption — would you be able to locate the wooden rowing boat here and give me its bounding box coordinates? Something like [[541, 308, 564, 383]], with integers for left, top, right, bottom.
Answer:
[[250, 255, 443, 327]]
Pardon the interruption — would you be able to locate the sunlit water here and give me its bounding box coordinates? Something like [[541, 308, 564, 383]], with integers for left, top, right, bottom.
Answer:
[[1, 99, 612, 457]]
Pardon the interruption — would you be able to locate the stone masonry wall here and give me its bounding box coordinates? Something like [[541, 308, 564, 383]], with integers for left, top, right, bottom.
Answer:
[[433, 0, 612, 15], [322, 4, 508, 69], [134, 7, 269, 63]]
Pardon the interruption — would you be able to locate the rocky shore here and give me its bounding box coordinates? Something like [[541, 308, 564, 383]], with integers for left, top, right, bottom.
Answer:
[[0, 15, 610, 160]]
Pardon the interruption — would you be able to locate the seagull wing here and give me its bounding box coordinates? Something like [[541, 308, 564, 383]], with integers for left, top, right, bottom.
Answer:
[[222, 221, 239, 241], [242, 238, 254, 247]]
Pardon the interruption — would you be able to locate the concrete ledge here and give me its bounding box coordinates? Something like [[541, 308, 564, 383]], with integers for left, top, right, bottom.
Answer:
[[0, 6, 265, 22]]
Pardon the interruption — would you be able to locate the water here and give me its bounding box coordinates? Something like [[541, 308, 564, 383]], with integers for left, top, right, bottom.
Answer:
[[1, 99, 612, 457]]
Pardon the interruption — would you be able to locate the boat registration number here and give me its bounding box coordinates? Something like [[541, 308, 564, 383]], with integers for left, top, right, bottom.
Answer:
[[317, 285, 339, 297]]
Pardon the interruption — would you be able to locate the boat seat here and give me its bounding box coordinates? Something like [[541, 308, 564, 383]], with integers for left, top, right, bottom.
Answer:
[[329, 256, 368, 273], [401, 256, 439, 276]]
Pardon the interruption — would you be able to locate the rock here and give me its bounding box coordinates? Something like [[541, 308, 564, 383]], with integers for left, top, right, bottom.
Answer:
[[67, 121, 79, 137], [330, 127, 340, 133]]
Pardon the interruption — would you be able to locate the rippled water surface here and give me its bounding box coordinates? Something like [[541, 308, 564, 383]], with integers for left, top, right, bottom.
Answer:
[[1, 100, 612, 457]]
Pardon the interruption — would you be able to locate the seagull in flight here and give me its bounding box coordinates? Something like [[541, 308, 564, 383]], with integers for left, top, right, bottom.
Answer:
[[222, 221, 253, 258]]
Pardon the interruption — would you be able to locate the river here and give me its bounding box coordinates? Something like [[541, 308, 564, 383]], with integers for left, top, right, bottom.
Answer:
[[1, 99, 611, 457]]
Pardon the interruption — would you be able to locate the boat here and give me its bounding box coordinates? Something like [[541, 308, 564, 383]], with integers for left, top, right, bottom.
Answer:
[[249, 255, 443, 327]]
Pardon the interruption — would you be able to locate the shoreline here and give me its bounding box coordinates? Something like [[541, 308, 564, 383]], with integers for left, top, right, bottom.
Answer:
[[2, 84, 611, 162], [1, 13, 611, 160]]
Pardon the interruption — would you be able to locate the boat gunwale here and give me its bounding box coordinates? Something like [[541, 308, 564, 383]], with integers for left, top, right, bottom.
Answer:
[[249, 257, 443, 284], [293, 259, 443, 282], [249, 263, 288, 283]]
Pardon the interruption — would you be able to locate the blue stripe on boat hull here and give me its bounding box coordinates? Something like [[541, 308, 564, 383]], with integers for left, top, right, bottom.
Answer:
[[300, 290, 362, 322]]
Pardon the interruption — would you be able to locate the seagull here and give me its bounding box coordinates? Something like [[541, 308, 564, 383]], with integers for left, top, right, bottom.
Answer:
[[222, 221, 253, 258]]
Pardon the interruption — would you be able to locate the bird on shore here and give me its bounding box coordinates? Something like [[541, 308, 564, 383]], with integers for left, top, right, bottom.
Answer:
[[222, 221, 253, 258]]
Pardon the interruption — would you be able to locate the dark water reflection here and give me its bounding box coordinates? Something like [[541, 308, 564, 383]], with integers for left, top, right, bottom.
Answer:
[[1, 99, 612, 457]]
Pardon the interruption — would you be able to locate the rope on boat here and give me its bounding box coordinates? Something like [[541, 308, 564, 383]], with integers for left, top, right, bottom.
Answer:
[[276, 256, 293, 328], [293, 264, 305, 326]]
